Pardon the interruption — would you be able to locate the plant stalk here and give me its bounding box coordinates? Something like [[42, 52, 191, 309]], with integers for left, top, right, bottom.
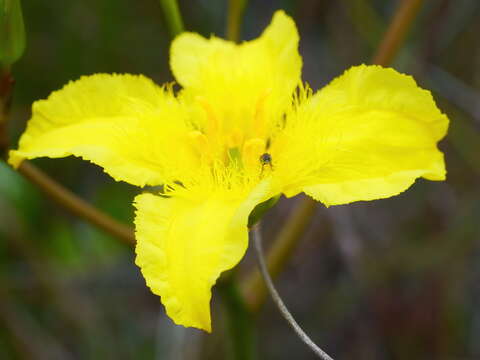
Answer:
[[372, 0, 425, 66], [226, 0, 247, 42], [251, 224, 334, 360], [159, 0, 184, 38], [16, 161, 135, 246], [242, 197, 317, 311]]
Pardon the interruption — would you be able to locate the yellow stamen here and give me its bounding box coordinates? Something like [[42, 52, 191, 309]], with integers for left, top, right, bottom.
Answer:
[[228, 127, 244, 148], [242, 137, 266, 172], [188, 130, 211, 162], [196, 97, 219, 135]]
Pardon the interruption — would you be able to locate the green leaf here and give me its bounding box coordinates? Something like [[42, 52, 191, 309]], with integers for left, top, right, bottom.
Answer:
[[0, 0, 26, 67], [248, 194, 280, 228]]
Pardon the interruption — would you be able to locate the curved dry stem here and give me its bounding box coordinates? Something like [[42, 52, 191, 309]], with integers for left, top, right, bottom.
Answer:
[[242, 196, 317, 311], [251, 224, 334, 360]]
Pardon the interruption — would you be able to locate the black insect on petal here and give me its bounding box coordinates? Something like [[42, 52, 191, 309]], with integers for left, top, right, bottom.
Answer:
[[260, 153, 273, 169]]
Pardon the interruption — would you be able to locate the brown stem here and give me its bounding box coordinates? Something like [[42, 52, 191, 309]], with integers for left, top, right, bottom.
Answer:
[[372, 0, 425, 66], [16, 161, 135, 246], [0, 69, 14, 157]]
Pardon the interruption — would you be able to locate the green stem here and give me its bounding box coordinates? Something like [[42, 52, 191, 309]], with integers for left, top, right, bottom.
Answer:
[[226, 0, 247, 42], [159, 0, 184, 38], [218, 276, 256, 360]]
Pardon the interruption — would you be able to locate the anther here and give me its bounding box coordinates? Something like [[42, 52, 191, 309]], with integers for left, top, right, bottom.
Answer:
[[196, 97, 219, 135], [188, 130, 211, 161]]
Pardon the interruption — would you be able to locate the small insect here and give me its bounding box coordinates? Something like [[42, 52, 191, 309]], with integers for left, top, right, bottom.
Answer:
[[260, 152, 272, 166], [260, 153, 273, 174]]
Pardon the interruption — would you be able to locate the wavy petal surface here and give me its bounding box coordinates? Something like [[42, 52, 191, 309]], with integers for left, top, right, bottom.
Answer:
[[272, 65, 449, 205], [170, 10, 301, 139], [134, 181, 271, 331], [9, 74, 196, 187]]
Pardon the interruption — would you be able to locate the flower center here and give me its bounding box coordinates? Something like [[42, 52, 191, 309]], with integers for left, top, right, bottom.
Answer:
[[187, 94, 274, 176]]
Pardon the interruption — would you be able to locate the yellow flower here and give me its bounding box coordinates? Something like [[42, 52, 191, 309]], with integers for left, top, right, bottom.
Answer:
[[9, 11, 448, 332]]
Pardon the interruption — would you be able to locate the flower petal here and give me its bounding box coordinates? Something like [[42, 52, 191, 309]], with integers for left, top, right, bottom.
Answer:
[[9, 74, 196, 187], [134, 181, 271, 332], [272, 65, 449, 206], [170, 10, 301, 135]]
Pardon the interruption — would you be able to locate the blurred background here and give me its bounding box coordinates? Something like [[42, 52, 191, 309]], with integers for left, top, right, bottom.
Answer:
[[1, 0, 480, 359]]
